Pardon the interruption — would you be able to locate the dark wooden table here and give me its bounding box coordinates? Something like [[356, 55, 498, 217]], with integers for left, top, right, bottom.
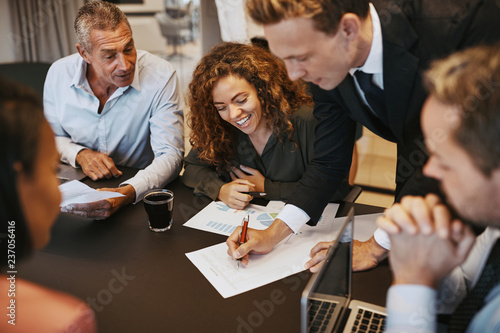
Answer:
[[19, 168, 391, 332]]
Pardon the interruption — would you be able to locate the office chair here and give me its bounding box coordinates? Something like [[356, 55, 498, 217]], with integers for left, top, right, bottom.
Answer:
[[0, 62, 52, 97], [155, 1, 193, 60]]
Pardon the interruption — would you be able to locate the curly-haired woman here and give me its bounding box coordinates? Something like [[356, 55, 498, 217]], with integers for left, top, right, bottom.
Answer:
[[183, 42, 350, 209]]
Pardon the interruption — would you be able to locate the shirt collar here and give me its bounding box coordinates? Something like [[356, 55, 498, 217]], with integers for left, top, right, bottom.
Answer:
[[71, 56, 89, 91], [70, 54, 141, 93], [349, 3, 383, 76], [129, 62, 141, 92]]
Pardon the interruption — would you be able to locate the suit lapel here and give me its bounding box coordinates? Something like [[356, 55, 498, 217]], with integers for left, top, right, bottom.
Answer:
[[337, 1, 421, 143], [337, 75, 365, 118], [382, 41, 420, 140], [379, 2, 420, 141]]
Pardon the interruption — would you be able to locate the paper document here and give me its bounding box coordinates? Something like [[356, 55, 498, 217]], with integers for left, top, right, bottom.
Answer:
[[186, 214, 345, 298], [183, 200, 339, 236], [59, 180, 125, 207], [186, 211, 382, 298]]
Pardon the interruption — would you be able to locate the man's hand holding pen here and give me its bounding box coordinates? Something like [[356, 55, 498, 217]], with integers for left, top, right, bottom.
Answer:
[[226, 218, 294, 267]]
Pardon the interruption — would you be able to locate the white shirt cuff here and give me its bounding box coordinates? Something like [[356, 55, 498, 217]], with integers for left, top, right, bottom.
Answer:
[[374, 227, 391, 250], [276, 204, 310, 234], [55, 137, 87, 168], [386, 284, 437, 333]]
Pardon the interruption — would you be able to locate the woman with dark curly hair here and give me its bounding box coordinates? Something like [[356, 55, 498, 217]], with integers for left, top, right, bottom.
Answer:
[[183, 42, 350, 209]]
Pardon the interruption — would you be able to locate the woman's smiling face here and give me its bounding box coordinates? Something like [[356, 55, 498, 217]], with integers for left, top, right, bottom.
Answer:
[[212, 75, 267, 138]]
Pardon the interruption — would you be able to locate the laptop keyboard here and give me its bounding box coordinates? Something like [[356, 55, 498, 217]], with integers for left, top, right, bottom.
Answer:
[[350, 308, 386, 333], [307, 299, 337, 332]]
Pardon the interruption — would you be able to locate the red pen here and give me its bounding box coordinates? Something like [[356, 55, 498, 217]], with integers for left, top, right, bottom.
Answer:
[[237, 214, 250, 269]]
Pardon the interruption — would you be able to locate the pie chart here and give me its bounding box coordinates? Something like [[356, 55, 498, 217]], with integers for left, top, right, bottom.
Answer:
[[256, 212, 279, 227]]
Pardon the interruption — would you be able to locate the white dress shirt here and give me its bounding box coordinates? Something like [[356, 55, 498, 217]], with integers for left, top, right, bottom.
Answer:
[[349, 2, 384, 90], [44, 50, 184, 203]]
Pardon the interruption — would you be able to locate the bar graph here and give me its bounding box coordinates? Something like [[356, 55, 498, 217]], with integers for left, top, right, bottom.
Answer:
[[205, 220, 237, 234]]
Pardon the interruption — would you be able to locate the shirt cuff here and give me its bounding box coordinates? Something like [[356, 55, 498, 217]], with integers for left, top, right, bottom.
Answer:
[[63, 145, 87, 168], [276, 204, 310, 234], [374, 227, 391, 250], [386, 285, 437, 333]]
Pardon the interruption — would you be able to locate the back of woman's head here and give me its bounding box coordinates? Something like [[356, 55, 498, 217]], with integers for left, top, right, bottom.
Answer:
[[188, 42, 312, 168], [0, 77, 46, 266]]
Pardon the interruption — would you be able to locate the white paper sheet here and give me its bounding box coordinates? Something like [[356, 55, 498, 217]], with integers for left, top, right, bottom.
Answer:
[[186, 214, 345, 298], [58, 180, 125, 207], [183, 200, 340, 236], [185, 212, 382, 298]]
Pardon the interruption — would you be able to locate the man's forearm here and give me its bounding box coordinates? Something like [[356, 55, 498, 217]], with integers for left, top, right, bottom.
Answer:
[[265, 219, 294, 246]]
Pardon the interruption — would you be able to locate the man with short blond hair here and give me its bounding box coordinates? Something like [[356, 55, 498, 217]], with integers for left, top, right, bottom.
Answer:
[[379, 43, 500, 332], [227, 0, 500, 271]]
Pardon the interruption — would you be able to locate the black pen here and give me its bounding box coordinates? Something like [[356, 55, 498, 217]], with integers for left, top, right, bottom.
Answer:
[[237, 214, 250, 269], [246, 192, 267, 197], [58, 176, 70, 185]]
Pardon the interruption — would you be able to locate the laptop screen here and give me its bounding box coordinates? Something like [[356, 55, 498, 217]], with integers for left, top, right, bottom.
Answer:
[[314, 229, 351, 296], [301, 207, 354, 333]]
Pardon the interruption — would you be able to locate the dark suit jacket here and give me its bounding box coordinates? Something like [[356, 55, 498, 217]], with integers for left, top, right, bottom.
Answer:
[[290, 0, 500, 224]]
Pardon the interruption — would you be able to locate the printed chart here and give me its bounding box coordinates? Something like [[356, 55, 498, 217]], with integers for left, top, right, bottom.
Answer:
[[183, 201, 339, 236]]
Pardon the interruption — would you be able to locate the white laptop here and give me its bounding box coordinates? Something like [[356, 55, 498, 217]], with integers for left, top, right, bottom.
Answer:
[[301, 207, 386, 333]]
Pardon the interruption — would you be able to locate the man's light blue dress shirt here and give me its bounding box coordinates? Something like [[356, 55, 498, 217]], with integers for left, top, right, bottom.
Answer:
[[44, 50, 184, 202]]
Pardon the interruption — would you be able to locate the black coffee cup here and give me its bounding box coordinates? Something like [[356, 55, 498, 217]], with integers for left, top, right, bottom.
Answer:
[[143, 189, 174, 232]]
